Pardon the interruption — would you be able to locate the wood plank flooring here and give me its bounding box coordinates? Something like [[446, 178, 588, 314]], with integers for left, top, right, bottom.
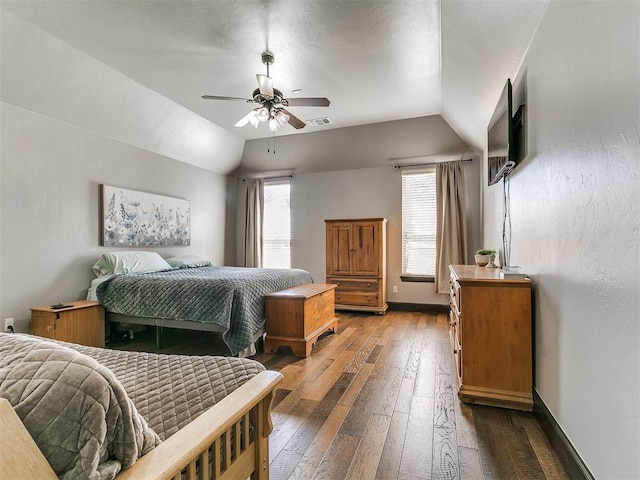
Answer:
[[109, 310, 569, 480]]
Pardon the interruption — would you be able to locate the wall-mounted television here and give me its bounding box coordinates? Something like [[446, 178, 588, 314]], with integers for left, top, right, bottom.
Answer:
[[487, 79, 524, 186]]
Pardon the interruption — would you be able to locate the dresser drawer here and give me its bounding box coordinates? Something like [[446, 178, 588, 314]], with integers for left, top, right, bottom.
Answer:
[[449, 279, 461, 316], [336, 291, 380, 307], [449, 309, 461, 345], [328, 277, 380, 293]]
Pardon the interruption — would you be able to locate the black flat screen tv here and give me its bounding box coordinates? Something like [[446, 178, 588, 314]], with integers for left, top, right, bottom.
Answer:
[[487, 79, 524, 186]]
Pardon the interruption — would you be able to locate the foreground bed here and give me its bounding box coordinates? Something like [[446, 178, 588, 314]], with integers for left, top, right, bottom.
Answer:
[[0, 333, 282, 480]]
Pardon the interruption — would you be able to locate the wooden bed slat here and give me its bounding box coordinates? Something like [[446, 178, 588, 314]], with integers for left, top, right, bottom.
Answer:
[[214, 439, 221, 479], [199, 448, 209, 479], [235, 421, 242, 458], [224, 429, 232, 468], [186, 460, 197, 480]]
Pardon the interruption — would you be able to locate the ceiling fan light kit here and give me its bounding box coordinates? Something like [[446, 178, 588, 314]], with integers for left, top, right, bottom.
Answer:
[[202, 51, 330, 132], [269, 110, 290, 131]]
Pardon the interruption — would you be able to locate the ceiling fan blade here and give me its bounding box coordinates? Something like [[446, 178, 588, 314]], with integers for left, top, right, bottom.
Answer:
[[285, 97, 330, 107], [281, 109, 306, 129], [234, 109, 258, 127], [201, 95, 254, 102], [256, 74, 274, 99]]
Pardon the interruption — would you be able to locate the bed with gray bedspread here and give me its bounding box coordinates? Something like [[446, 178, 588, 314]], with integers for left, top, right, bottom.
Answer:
[[0, 332, 265, 479], [96, 265, 313, 355]]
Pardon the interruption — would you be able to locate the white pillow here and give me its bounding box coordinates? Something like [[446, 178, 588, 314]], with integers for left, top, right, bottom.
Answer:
[[92, 251, 172, 277], [165, 255, 212, 269]]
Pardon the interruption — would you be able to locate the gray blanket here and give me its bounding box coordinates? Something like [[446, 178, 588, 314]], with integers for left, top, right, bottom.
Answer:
[[0, 333, 159, 480], [97, 265, 314, 354], [0, 333, 267, 479], [68, 341, 266, 440]]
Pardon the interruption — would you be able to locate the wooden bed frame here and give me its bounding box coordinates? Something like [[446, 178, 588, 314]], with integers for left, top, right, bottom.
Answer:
[[0, 370, 282, 480]]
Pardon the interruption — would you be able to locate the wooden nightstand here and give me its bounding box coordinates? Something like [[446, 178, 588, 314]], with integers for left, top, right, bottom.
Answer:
[[30, 300, 105, 347]]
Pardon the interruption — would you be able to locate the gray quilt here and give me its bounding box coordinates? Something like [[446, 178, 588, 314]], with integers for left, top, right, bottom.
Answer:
[[0, 333, 159, 480], [97, 265, 313, 354], [0, 333, 267, 479], [68, 341, 266, 440]]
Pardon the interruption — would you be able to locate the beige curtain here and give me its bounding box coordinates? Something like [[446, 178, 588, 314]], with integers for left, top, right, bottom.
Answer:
[[243, 178, 264, 267], [435, 161, 468, 294]]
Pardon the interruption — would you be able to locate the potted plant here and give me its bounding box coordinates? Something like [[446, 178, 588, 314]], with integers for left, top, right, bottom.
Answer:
[[475, 248, 497, 267]]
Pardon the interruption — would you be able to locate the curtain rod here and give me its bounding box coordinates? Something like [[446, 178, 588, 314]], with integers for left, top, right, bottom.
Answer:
[[394, 158, 473, 169], [242, 175, 293, 182]]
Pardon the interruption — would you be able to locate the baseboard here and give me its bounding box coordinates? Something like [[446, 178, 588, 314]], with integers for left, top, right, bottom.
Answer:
[[387, 302, 449, 313], [533, 389, 595, 480]]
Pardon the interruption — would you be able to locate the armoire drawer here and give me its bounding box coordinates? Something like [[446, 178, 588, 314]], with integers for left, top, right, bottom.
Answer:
[[336, 291, 380, 307], [327, 277, 380, 293]]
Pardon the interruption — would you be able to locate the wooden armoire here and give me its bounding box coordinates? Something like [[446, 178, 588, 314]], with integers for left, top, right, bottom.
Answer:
[[325, 218, 387, 314]]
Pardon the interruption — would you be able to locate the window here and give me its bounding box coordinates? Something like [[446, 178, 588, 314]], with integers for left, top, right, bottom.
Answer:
[[262, 179, 291, 268], [401, 167, 437, 277]]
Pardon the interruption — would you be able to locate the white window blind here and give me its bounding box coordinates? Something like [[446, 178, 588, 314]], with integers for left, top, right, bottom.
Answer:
[[263, 179, 291, 268], [401, 167, 437, 276]]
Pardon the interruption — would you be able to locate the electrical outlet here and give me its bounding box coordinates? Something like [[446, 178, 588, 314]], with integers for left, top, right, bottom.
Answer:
[[392, 285, 398, 294], [4, 318, 14, 332]]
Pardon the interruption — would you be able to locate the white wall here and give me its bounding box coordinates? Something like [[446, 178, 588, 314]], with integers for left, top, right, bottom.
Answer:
[[0, 8, 239, 332], [0, 103, 229, 333], [238, 115, 472, 175], [483, 2, 639, 477], [236, 160, 481, 306]]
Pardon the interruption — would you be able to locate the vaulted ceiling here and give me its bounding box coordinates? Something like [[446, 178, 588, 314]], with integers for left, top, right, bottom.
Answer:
[[1, 0, 548, 173]]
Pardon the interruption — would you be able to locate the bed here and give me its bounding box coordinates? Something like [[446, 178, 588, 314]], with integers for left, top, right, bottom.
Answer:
[[0, 332, 282, 480], [89, 252, 314, 355]]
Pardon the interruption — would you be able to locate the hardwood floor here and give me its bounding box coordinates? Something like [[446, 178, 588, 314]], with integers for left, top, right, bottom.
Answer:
[[109, 311, 568, 479]]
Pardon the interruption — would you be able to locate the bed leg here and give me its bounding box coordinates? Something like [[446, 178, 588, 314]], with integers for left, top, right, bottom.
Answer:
[[155, 326, 163, 350]]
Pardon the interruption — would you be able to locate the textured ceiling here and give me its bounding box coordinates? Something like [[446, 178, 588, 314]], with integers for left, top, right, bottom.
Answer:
[[1, 0, 441, 141], [1, 0, 548, 167]]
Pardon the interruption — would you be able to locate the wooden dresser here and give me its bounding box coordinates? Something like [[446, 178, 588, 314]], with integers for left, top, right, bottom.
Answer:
[[449, 265, 532, 410], [325, 218, 387, 314]]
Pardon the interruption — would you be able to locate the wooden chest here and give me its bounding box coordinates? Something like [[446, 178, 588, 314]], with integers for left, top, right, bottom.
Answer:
[[264, 283, 338, 357]]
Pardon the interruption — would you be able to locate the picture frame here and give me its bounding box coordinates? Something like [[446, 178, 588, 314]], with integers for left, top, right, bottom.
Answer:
[[100, 184, 190, 246]]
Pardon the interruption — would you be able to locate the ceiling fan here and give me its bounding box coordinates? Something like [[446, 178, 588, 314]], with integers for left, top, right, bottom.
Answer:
[[201, 51, 330, 132]]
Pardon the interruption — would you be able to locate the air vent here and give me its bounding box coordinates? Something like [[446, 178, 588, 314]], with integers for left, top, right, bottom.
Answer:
[[306, 117, 332, 127]]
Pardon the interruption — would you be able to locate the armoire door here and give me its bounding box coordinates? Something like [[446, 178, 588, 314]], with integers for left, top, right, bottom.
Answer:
[[326, 222, 353, 276], [351, 221, 380, 276]]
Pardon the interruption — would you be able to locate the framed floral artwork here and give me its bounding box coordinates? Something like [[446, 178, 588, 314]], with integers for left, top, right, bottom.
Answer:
[[100, 185, 190, 246]]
